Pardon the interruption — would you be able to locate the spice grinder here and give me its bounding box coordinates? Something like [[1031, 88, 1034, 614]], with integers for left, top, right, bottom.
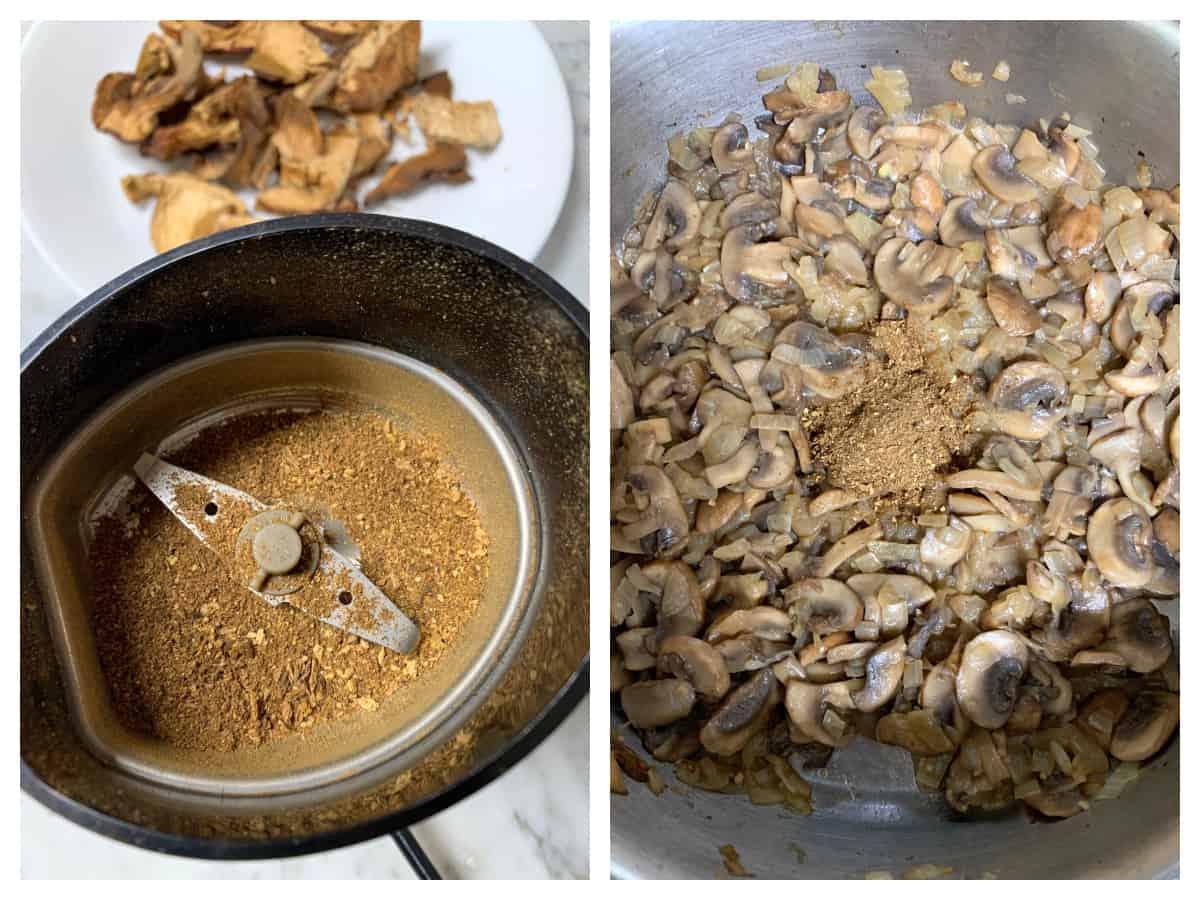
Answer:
[[610, 20, 1178, 879], [22, 214, 588, 857]]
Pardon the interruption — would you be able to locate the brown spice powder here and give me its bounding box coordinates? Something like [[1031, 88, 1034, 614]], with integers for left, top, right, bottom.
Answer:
[[805, 318, 973, 509], [89, 407, 489, 753]]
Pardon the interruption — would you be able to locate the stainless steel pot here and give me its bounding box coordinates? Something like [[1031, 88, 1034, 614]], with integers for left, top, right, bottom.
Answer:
[[22, 215, 589, 858], [611, 20, 1178, 879]]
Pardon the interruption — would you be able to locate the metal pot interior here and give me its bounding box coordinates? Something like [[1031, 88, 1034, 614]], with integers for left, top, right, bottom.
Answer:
[[610, 20, 1178, 879], [21, 217, 589, 853]]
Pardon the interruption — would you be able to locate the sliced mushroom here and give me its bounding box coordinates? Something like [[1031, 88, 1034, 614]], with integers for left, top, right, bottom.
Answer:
[[1103, 597, 1172, 674], [919, 516, 973, 568], [852, 636, 907, 711], [1109, 691, 1179, 761], [784, 680, 852, 747], [847, 105, 886, 158], [987, 361, 1068, 440], [616, 627, 658, 671], [1087, 498, 1154, 589], [955, 630, 1029, 729], [621, 678, 697, 729], [711, 121, 755, 174], [706, 606, 792, 643], [640, 560, 706, 639], [785, 579, 864, 635], [721, 226, 793, 302], [658, 635, 731, 701], [985, 277, 1042, 336], [936, 196, 988, 248], [643, 181, 702, 253], [972, 144, 1038, 204], [1074, 688, 1130, 751], [623, 466, 690, 558], [699, 669, 780, 755], [872, 237, 960, 314]]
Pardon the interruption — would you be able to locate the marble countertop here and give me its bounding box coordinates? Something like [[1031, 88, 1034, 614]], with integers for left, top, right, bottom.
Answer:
[[20, 20, 590, 880]]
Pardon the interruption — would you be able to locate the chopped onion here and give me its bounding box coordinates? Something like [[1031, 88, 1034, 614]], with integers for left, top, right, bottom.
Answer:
[[756, 62, 792, 82], [865, 66, 912, 116], [1095, 762, 1142, 801]]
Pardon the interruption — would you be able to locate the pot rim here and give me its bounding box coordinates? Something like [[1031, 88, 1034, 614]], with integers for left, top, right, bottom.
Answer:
[[20, 213, 590, 859]]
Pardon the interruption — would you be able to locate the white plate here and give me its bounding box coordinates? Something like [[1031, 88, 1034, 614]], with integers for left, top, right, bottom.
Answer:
[[21, 21, 573, 296]]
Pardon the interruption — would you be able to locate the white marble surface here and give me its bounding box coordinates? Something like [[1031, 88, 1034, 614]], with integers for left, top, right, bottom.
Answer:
[[20, 20, 590, 880]]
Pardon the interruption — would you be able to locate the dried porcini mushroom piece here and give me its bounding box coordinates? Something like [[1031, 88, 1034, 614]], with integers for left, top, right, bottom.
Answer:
[[610, 54, 1181, 823], [97, 20, 500, 251], [245, 21, 331, 85], [121, 172, 257, 253], [332, 20, 421, 112], [364, 143, 470, 205], [92, 28, 205, 143], [406, 94, 502, 150], [255, 94, 360, 214]]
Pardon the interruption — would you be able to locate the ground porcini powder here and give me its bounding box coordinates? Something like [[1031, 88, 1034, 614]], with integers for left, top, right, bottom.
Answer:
[[805, 318, 973, 509], [89, 407, 489, 752]]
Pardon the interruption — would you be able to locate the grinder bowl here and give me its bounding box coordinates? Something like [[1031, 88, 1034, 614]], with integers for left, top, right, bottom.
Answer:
[[21, 214, 588, 858]]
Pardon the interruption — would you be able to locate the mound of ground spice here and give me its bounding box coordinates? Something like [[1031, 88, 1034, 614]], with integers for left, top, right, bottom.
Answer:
[[804, 318, 973, 509], [89, 408, 489, 752]]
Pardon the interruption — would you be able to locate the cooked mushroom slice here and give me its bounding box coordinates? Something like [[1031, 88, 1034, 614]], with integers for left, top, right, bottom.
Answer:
[[919, 516, 972, 568], [1023, 787, 1089, 819], [920, 660, 968, 742], [721, 227, 793, 302], [771, 321, 866, 400], [938, 196, 990, 247], [747, 433, 796, 489], [1087, 498, 1154, 589], [616, 627, 657, 671], [643, 181, 702, 253], [1104, 598, 1172, 674], [711, 121, 755, 174], [704, 441, 759, 489], [986, 361, 1068, 440], [945, 467, 1041, 502], [658, 635, 731, 701], [621, 678, 697, 729], [785, 578, 864, 635], [847, 105, 886, 158], [700, 669, 780, 755], [640, 560, 705, 638], [623, 466, 689, 558], [1036, 571, 1111, 662], [1075, 688, 1130, 751], [611, 360, 636, 431], [944, 727, 1014, 813], [852, 636, 907, 711], [985, 277, 1042, 336], [1109, 691, 1179, 762], [706, 606, 793, 643], [872, 237, 961, 314], [763, 88, 851, 142], [1026, 657, 1073, 718], [972, 144, 1038, 204], [955, 630, 1029, 729], [1047, 197, 1103, 263], [784, 681, 852, 747]]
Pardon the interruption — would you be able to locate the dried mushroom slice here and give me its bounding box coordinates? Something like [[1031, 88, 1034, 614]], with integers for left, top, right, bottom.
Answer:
[[121, 172, 256, 253], [92, 29, 205, 143]]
